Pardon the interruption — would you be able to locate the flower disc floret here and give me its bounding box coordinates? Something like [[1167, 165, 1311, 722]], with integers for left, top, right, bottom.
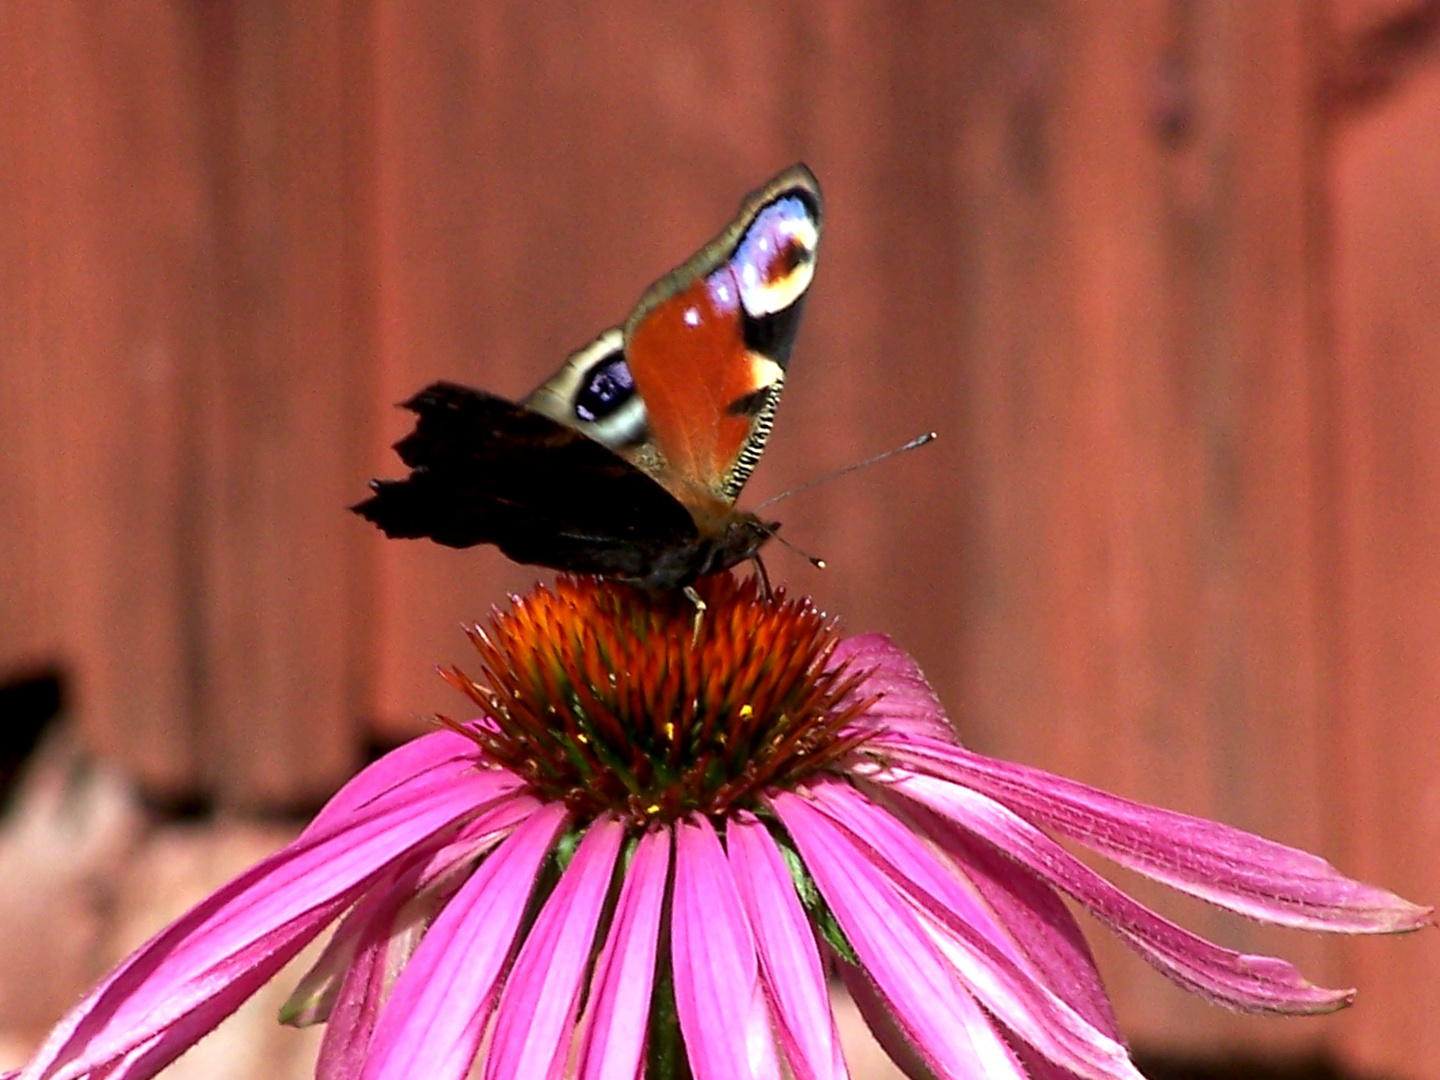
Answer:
[[440, 575, 875, 824]]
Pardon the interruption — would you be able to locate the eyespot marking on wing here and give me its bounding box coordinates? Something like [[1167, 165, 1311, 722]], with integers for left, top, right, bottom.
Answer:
[[732, 194, 820, 318], [524, 328, 649, 450], [573, 351, 634, 423]]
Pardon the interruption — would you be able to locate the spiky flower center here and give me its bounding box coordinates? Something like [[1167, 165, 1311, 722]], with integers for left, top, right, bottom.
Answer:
[[441, 575, 875, 824]]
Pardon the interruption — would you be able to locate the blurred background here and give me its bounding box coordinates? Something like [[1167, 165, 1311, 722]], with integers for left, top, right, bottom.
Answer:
[[2, 3, 1438, 1078]]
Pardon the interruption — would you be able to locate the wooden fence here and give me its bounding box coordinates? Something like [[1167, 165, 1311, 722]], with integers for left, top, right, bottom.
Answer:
[[2, 2, 1438, 1075]]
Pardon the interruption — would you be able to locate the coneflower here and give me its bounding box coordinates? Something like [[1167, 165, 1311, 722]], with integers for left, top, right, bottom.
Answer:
[[11, 576, 1430, 1080]]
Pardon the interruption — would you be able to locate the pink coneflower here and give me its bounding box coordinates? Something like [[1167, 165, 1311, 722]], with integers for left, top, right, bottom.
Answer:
[[10, 576, 1430, 1080]]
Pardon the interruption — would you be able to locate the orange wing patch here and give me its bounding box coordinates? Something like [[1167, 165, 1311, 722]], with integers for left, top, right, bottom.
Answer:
[[621, 170, 821, 531], [625, 271, 780, 520]]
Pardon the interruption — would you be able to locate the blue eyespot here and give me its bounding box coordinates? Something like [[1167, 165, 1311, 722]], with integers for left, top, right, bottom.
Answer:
[[574, 353, 635, 423]]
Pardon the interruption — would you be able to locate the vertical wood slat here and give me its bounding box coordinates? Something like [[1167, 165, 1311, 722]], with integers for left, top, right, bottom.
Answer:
[[1326, 53, 1440, 1078], [0, 3, 61, 682], [196, 2, 362, 808], [5, 4, 205, 792], [0, 5, 369, 806], [939, 1, 1334, 1056]]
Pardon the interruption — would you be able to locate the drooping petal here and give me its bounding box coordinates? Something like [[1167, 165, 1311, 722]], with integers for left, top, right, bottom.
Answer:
[[727, 813, 849, 1080], [306, 853, 477, 1080], [888, 768, 1357, 1013], [281, 863, 422, 1080], [280, 875, 394, 1030], [24, 766, 514, 1080], [805, 782, 1139, 1080], [311, 897, 405, 1080], [485, 818, 625, 1080], [835, 958, 944, 1080], [770, 792, 1027, 1080], [886, 792, 1121, 1040], [360, 802, 568, 1080], [878, 735, 1432, 933], [577, 829, 671, 1080], [827, 633, 954, 743], [672, 816, 778, 1080]]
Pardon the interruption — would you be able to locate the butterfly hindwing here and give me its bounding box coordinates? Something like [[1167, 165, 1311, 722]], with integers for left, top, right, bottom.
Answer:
[[356, 382, 700, 580]]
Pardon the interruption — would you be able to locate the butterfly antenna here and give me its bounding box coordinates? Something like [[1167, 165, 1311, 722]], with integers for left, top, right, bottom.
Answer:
[[758, 522, 826, 572], [754, 431, 937, 510]]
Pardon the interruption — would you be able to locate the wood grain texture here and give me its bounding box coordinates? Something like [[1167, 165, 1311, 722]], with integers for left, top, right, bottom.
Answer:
[[0, 4, 368, 805], [2, 4, 205, 791], [1326, 52, 1440, 1079], [192, 1, 363, 808], [0, 2, 61, 680]]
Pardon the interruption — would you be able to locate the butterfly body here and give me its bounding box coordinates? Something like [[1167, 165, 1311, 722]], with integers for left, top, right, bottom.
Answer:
[[356, 165, 822, 590]]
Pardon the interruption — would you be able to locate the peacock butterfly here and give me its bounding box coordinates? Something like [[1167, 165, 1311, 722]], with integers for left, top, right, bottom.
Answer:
[[354, 164, 822, 591]]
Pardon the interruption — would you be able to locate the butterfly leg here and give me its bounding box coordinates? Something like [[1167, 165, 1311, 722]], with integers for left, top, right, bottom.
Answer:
[[750, 554, 773, 599], [682, 585, 707, 646]]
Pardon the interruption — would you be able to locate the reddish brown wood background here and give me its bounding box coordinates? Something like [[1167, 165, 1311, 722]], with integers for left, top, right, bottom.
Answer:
[[2, 2, 1438, 1075]]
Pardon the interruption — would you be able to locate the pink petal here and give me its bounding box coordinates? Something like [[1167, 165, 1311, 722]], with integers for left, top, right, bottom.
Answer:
[[770, 792, 1027, 1080], [313, 904, 401, 1080], [485, 818, 625, 1080], [726, 814, 849, 1080], [801, 783, 1139, 1080], [827, 633, 954, 743], [889, 793, 1121, 1040], [25, 769, 513, 1080], [48, 904, 350, 1080], [284, 794, 537, 1030], [308, 860, 462, 1080], [889, 769, 1357, 1014], [835, 958, 943, 1080], [577, 829, 671, 1080], [360, 801, 567, 1080], [284, 864, 416, 1027], [672, 816, 778, 1080], [304, 730, 502, 836], [879, 736, 1432, 932]]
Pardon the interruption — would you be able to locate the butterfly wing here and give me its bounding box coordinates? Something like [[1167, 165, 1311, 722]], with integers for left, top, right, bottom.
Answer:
[[354, 382, 702, 581], [624, 165, 822, 521], [358, 165, 821, 586], [525, 164, 823, 531]]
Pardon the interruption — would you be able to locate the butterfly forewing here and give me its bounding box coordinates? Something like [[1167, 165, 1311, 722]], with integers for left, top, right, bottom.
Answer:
[[621, 165, 822, 519]]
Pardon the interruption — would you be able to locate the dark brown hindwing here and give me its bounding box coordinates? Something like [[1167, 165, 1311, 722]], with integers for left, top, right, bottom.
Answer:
[[354, 382, 765, 586]]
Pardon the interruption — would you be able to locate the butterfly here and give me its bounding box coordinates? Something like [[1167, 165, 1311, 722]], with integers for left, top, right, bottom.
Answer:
[[354, 164, 822, 592]]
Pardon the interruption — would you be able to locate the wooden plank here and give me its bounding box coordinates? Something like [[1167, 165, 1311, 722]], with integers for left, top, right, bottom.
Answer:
[[3, 3, 369, 806], [1326, 52, 1440, 1080], [946, 1, 1333, 1056], [0, 4, 60, 681], [9, 4, 206, 793], [195, 1, 362, 807]]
